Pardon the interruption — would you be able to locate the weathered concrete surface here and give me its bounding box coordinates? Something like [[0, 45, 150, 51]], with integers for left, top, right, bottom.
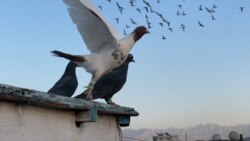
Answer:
[[0, 83, 139, 116], [0, 83, 139, 140], [0, 101, 121, 141]]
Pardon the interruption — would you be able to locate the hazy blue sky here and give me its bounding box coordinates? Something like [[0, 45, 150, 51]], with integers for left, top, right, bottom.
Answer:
[[0, 0, 250, 129]]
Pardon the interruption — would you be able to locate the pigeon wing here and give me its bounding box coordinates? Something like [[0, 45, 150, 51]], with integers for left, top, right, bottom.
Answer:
[[63, 0, 120, 53]]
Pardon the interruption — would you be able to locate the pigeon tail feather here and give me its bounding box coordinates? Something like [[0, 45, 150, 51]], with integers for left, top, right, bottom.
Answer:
[[51, 50, 86, 62]]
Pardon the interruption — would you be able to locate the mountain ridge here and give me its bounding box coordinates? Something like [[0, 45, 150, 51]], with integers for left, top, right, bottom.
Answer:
[[123, 124, 250, 141]]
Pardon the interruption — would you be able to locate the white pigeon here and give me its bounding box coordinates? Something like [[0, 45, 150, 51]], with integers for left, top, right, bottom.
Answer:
[[51, 0, 149, 100]]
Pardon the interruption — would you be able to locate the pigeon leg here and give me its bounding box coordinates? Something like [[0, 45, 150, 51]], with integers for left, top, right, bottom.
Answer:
[[86, 88, 93, 100], [85, 82, 94, 100], [105, 98, 119, 106]]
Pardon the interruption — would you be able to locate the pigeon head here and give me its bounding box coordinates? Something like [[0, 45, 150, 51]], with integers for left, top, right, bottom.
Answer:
[[132, 26, 150, 42], [126, 54, 135, 63], [65, 61, 78, 75]]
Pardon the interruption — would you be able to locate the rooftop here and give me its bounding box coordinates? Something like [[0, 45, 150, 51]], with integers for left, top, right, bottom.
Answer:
[[0, 83, 139, 117]]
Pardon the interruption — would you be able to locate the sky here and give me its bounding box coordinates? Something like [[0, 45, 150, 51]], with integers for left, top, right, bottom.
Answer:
[[0, 0, 250, 129]]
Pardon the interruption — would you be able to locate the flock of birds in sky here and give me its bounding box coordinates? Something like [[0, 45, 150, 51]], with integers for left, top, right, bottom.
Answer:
[[95, 0, 246, 40], [48, 0, 246, 106]]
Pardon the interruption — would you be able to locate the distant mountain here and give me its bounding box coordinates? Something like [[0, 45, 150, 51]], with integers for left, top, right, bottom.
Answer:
[[123, 124, 250, 141]]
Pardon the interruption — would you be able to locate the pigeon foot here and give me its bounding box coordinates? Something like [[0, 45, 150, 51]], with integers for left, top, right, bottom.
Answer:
[[86, 88, 93, 100], [108, 102, 119, 107]]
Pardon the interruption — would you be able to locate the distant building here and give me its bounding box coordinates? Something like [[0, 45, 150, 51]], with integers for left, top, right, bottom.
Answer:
[[153, 133, 181, 141]]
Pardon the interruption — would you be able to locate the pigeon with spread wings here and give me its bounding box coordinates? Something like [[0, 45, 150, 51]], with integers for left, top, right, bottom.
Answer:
[[51, 0, 149, 100], [75, 54, 135, 105]]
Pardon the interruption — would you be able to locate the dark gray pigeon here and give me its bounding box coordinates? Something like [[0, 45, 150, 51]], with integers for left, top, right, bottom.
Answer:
[[48, 61, 78, 97], [75, 54, 135, 105]]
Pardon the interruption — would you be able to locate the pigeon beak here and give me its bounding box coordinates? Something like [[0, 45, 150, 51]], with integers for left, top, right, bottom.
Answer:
[[131, 59, 135, 63], [145, 30, 150, 34]]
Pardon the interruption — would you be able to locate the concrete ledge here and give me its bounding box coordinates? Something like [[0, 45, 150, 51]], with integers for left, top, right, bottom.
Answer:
[[0, 83, 139, 117]]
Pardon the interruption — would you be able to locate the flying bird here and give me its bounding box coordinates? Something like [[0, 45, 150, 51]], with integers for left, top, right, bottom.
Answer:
[[199, 5, 203, 11], [162, 35, 166, 40], [211, 15, 216, 20], [143, 7, 148, 13], [168, 27, 173, 32], [115, 17, 119, 24], [48, 61, 78, 97], [143, 0, 151, 8], [116, 2, 124, 14], [159, 22, 163, 28], [150, 7, 155, 13], [205, 6, 212, 13], [130, 18, 137, 25], [129, 0, 135, 6], [52, 0, 149, 100], [213, 4, 217, 9], [180, 24, 185, 32], [136, 8, 141, 13], [98, 5, 102, 10], [123, 29, 127, 35], [75, 54, 135, 105], [116, 2, 124, 10], [146, 18, 152, 29], [239, 7, 244, 12], [198, 21, 204, 27], [177, 10, 181, 16], [177, 4, 182, 9]]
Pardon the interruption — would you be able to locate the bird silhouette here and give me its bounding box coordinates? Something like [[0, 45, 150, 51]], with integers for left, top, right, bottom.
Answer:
[[182, 11, 186, 16], [48, 61, 78, 97], [240, 7, 244, 12], [116, 2, 124, 14], [129, 0, 135, 6], [143, 0, 151, 8], [75, 54, 135, 105], [168, 27, 173, 32], [198, 21, 204, 27], [143, 7, 148, 13], [177, 4, 182, 9], [130, 18, 137, 25], [180, 24, 185, 32], [123, 29, 127, 35], [115, 17, 119, 24], [199, 5, 203, 11], [213, 4, 217, 9], [205, 6, 212, 13], [162, 35, 166, 40], [116, 2, 124, 10], [159, 22, 163, 28], [150, 7, 155, 13], [177, 10, 181, 16], [146, 18, 152, 29], [98, 5, 102, 10], [211, 15, 216, 20], [136, 8, 141, 13]]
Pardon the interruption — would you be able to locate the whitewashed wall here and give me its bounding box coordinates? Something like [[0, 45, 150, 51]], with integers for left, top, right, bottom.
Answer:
[[0, 101, 121, 141]]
